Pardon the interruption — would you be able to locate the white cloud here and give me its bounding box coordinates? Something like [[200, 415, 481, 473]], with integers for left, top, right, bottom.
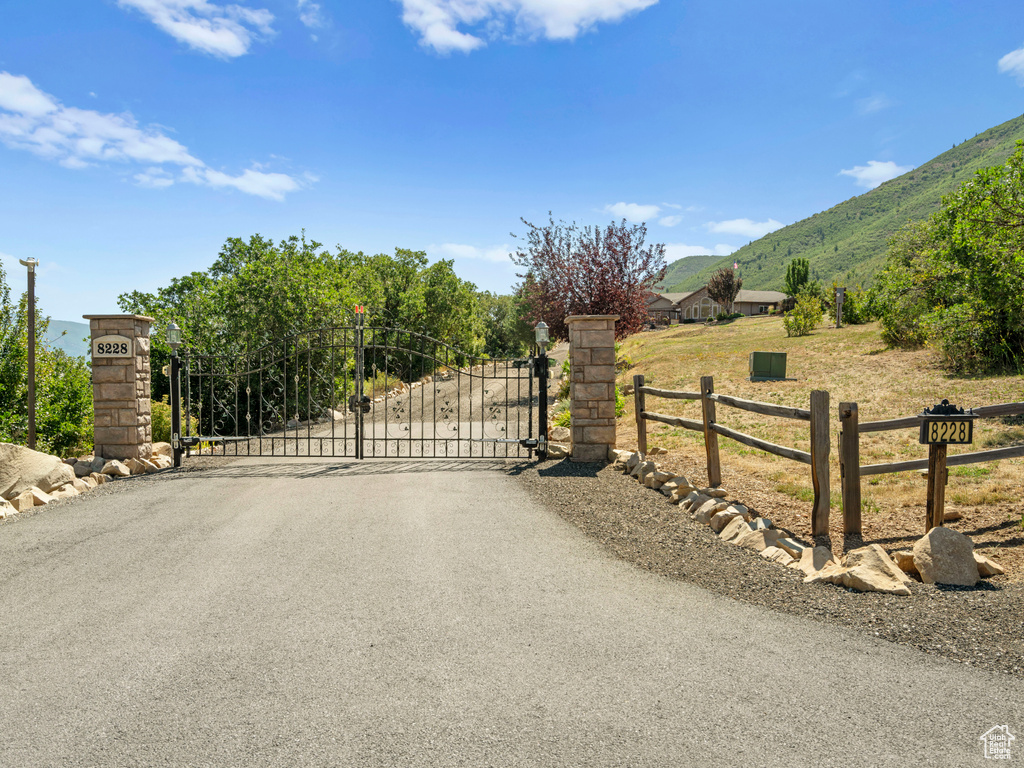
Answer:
[[663, 243, 735, 260], [117, 0, 274, 58], [604, 202, 661, 222], [0, 71, 306, 201], [839, 160, 913, 189], [706, 218, 783, 238], [856, 93, 891, 115], [399, 0, 659, 54], [998, 46, 1024, 83], [296, 0, 327, 28], [658, 214, 683, 227], [429, 243, 511, 263]]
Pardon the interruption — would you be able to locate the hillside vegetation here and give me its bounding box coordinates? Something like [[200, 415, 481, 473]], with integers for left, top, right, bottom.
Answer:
[[666, 112, 1024, 292], [655, 253, 720, 290]]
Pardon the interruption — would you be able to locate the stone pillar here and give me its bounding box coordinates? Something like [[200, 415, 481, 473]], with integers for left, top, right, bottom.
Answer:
[[567, 315, 619, 463], [84, 314, 154, 461]]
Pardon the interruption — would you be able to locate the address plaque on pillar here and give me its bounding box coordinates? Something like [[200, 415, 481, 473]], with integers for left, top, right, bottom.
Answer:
[[92, 335, 133, 358]]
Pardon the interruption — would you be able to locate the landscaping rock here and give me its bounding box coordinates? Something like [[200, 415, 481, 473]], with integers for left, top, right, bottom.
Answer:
[[734, 528, 783, 552], [709, 507, 743, 533], [677, 491, 707, 511], [29, 487, 55, 506], [840, 544, 913, 595], [660, 476, 693, 497], [0, 497, 14, 518], [81, 475, 98, 488], [760, 546, 796, 566], [625, 452, 641, 472], [50, 484, 79, 500], [0, 443, 76, 498], [11, 490, 37, 512], [549, 426, 571, 443], [648, 447, 668, 456], [151, 455, 173, 469], [634, 461, 657, 482], [804, 560, 847, 585], [153, 442, 173, 458], [751, 517, 773, 530], [913, 527, 978, 587], [719, 516, 754, 542], [651, 471, 675, 484], [776, 537, 807, 560], [89, 472, 108, 486], [892, 550, 918, 575], [547, 443, 570, 460], [975, 552, 1005, 578], [101, 460, 131, 478], [71, 478, 91, 493], [73, 460, 94, 477], [797, 546, 835, 578], [704, 488, 728, 498], [692, 498, 725, 525]]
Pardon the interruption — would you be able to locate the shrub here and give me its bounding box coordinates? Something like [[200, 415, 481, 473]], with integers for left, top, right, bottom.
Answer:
[[783, 294, 823, 337], [152, 397, 172, 443]]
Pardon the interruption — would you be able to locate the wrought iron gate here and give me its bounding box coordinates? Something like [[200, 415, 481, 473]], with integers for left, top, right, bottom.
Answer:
[[169, 312, 548, 464]]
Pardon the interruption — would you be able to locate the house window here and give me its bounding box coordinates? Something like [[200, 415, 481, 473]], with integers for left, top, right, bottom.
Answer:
[[758, 305, 768, 314]]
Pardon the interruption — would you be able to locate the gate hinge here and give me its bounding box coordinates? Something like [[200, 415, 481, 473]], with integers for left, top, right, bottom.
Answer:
[[348, 395, 371, 413]]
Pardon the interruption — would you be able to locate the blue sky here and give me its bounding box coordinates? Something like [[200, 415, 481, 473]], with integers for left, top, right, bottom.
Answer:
[[1, 0, 1023, 322]]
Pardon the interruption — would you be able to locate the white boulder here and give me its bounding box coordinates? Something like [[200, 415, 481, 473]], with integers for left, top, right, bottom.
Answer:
[[912, 527, 978, 587], [0, 443, 75, 498]]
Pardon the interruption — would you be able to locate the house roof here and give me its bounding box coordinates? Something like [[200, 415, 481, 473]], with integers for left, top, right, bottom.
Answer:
[[734, 290, 788, 303], [659, 292, 696, 303]]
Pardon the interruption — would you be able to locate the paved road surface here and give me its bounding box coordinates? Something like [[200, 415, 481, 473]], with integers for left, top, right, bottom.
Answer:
[[1, 458, 1020, 767]]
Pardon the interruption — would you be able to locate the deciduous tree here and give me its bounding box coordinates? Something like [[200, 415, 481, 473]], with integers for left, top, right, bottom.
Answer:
[[706, 267, 742, 312], [511, 215, 666, 340]]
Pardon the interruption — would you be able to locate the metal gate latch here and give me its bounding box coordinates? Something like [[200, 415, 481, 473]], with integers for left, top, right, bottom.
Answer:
[[348, 395, 372, 413]]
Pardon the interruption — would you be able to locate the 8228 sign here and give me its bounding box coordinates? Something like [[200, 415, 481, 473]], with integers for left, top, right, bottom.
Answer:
[[920, 418, 973, 445], [92, 335, 133, 358]]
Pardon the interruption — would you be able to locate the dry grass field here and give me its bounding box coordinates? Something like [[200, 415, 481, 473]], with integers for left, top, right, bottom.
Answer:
[[613, 316, 1024, 579]]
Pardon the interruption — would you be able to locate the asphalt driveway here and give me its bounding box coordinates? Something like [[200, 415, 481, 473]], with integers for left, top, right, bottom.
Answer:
[[0, 458, 1019, 766]]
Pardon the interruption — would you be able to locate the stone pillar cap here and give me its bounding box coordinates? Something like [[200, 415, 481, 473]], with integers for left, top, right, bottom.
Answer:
[[83, 314, 155, 322], [566, 315, 620, 322]]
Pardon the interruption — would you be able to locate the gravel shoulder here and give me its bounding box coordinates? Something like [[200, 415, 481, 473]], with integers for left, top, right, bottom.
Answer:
[[511, 458, 1024, 679]]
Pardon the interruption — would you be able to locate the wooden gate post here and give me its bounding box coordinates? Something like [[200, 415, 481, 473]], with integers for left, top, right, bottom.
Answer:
[[810, 389, 831, 537], [633, 374, 647, 456], [838, 401, 861, 536], [926, 443, 948, 532], [700, 375, 721, 487]]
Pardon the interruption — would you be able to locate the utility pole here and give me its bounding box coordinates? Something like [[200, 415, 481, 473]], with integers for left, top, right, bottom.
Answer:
[[18, 258, 38, 449]]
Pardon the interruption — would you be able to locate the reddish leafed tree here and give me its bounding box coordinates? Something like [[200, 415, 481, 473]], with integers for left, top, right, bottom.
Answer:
[[511, 215, 666, 340], [706, 267, 742, 313]]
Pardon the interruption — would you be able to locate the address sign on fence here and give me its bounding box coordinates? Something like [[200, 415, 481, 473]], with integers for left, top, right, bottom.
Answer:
[[92, 335, 133, 358], [918, 399, 975, 445]]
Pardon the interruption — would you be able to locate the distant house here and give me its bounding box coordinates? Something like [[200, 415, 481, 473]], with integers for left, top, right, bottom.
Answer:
[[647, 287, 788, 321]]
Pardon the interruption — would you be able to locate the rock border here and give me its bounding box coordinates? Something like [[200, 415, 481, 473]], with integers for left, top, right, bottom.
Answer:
[[607, 446, 1006, 593]]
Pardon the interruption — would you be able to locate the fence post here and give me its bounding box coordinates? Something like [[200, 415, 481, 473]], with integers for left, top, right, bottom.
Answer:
[[701, 375, 722, 487], [633, 374, 647, 456], [810, 389, 831, 537], [926, 444, 948, 532], [838, 401, 861, 536]]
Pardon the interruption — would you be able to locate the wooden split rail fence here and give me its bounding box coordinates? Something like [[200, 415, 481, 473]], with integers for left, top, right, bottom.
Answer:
[[633, 374, 1024, 538], [633, 374, 832, 536], [839, 401, 1024, 534]]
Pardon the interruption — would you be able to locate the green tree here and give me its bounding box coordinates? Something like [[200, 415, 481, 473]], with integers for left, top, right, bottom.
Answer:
[[783, 257, 811, 297], [875, 141, 1024, 372], [477, 291, 532, 357], [0, 261, 93, 455], [783, 294, 823, 337]]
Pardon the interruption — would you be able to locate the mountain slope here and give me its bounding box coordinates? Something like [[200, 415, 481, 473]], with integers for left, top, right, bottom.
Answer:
[[46, 320, 90, 358], [666, 112, 1024, 292], [656, 254, 721, 290]]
